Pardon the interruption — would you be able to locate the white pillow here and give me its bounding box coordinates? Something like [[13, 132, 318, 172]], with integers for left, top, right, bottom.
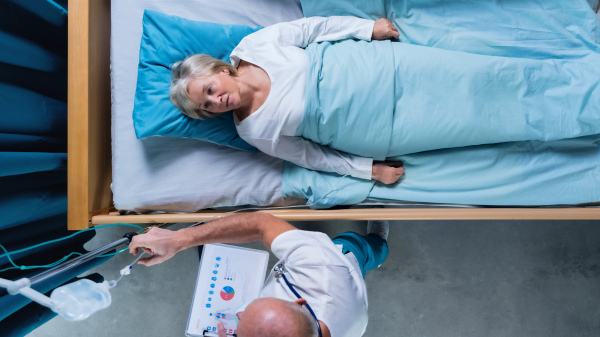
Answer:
[[111, 0, 303, 212]]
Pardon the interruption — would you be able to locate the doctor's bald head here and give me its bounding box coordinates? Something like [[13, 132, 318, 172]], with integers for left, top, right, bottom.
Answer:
[[236, 297, 318, 337]]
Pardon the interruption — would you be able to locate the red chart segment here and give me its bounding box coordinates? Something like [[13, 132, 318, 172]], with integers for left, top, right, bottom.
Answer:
[[220, 286, 235, 301]]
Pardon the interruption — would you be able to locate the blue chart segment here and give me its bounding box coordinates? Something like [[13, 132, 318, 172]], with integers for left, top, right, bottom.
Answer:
[[220, 286, 235, 301]]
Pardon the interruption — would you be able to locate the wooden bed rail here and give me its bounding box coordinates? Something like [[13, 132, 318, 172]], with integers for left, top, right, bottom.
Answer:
[[68, 0, 112, 230], [90, 207, 600, 225], [70, 0, 600, 231]]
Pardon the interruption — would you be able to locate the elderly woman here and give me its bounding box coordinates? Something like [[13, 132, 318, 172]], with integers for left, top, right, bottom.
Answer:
[[170, 17, 405, 185], [170, 15, 600, 186]]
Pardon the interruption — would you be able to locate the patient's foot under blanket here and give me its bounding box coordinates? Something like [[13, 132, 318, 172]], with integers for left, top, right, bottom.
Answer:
[[283, 135, 600, 207], [300, 37, 600, 158]]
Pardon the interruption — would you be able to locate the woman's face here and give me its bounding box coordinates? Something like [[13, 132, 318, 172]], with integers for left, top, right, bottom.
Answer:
[[188, 69, 240, 113]]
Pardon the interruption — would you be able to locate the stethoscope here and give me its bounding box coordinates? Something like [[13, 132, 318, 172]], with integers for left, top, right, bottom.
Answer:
[[273, 263, 323, 337]]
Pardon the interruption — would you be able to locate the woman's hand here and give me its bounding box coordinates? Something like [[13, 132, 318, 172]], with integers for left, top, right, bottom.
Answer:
[[372, 161, 404, 184], [372, 18, 400, 40]]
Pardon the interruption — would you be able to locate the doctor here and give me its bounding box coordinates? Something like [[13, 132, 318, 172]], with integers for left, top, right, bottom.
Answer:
[[129, 213, 389, 337]]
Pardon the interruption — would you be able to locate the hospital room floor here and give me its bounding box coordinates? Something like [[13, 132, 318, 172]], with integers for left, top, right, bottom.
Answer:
[[29, 219, 600, 337]]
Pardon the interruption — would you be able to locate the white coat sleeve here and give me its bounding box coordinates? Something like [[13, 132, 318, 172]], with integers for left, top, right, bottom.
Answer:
[[247, 135, 373, 180]]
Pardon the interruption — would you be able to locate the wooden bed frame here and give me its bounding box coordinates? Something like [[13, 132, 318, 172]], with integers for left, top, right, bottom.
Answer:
[[67, 0, 600, 231]]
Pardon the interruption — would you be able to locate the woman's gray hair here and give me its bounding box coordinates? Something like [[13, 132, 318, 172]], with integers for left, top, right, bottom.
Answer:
[[169, 54, 238, 119]]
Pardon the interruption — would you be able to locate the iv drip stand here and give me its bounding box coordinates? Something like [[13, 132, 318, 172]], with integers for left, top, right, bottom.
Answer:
[[29, 236, 131, 286]]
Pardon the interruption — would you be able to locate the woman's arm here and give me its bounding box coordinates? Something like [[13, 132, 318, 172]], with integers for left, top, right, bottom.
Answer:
[[251, 16, 398, 49], [248, 135, 403, 184], [285, 17, 399, 46], [277, 16, 376, 48], [236, 16, 399, 56]]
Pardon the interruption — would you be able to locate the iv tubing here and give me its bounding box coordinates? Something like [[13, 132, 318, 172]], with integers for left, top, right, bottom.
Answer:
[[29, 237, 129, 286], [5, 177, 350, 285]]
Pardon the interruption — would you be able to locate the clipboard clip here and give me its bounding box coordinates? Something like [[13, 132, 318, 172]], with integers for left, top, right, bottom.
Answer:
[[202, 329, 237, 337]]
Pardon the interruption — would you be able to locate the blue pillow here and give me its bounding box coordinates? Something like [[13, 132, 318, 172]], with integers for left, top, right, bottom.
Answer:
[[133, 10, 260, 152]]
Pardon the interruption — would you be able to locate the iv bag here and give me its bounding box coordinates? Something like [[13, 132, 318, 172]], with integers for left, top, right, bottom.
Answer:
[[50, 279, 112, 321]]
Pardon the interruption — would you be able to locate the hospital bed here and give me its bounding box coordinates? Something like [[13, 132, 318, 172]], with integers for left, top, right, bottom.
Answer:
[[67, 0, 600, 230]]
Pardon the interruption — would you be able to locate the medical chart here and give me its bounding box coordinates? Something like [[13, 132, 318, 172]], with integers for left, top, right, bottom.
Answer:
[[186, 244, 269, 336]]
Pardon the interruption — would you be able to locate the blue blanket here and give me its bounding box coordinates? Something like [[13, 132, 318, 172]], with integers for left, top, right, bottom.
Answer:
[[283, 135, 600, 207], [298, 27, 600, 158], [285, 0, 600, 206]]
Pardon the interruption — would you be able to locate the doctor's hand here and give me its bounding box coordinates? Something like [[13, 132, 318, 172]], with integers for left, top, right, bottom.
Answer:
[[129, 227, 184, 266], [372, 18, 400, 40], [217, 322, 227, 337], [372, 161, 404, 184]]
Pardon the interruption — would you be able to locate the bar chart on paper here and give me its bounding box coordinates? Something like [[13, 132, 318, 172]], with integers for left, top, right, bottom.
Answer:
[[186, 244, 269, 336]]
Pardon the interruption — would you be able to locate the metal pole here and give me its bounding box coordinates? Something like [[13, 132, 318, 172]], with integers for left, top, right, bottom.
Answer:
[[27, 224, 179, 286], [29, 237, 129, 286]]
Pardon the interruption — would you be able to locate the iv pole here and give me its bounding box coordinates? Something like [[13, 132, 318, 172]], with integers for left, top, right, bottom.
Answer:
[[0, 221, 194, 312], [0, 228, 149, 312], [29, 236, 131, 286], [28, 222, 183, 285]]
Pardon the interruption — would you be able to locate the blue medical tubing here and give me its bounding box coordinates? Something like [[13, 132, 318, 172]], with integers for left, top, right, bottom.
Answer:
[[280, 272, 323, 337], [29, 238, 129, 285], [0, 224, 143, 280]]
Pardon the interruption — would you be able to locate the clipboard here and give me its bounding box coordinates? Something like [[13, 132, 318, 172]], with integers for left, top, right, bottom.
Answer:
[[185, 244, 269, 337], [199, 330, 234, 337]]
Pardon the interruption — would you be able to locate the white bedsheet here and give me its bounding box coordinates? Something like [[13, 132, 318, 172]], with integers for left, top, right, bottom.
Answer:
[[110, 0, 303, 212]]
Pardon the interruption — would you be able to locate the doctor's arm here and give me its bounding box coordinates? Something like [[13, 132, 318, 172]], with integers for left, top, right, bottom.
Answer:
[[129, 213, 296, 266]]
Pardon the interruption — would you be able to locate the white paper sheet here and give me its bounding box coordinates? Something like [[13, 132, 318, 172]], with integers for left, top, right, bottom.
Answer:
[[186, 244, 269, 336]]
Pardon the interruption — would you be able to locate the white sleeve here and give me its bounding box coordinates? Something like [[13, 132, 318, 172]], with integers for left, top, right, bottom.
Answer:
[[276, 16, 375, 48], [235, 16, 374, 53], [270, 230, 342, 265], [248, 135, 373, 180]]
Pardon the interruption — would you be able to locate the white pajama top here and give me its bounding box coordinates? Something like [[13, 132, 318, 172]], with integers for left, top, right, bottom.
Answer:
[[230, 16, 375, 180]]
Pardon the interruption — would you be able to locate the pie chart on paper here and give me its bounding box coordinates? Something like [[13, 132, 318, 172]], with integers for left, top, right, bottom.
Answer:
[[220, 286, 235, 301]]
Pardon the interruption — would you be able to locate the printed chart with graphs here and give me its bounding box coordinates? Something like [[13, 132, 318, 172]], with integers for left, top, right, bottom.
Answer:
[[186, 244, 269, 336]]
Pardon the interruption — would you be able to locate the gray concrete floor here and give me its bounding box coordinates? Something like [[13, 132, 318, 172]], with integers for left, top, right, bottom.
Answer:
[[28, 219, 600, 337]]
